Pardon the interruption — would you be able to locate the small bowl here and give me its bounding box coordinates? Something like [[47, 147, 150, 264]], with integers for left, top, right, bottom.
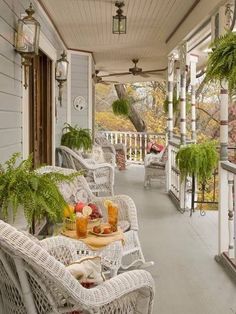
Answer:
[[88, 218, 102, 228]]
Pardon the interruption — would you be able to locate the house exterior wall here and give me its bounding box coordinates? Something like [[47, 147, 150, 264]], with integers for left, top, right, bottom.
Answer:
[[0, 0, 67, 163], [69, 51, 93, 131], [0, 0, 23, 163]]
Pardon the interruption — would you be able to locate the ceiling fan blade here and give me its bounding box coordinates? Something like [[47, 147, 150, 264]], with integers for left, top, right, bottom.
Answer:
[[141, 67, 168, 74], [101, 72, 131, 77], [139, 73, 150, 78]]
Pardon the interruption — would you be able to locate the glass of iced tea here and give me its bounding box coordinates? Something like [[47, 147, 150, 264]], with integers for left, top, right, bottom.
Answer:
[[107, 203, 118, 231], [76, 214, 88, 238]]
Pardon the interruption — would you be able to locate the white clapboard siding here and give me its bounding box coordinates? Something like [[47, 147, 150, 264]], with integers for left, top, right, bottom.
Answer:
[[0, 0, 22, 163], [0, 73, 21, 96], [0, 54, 21, 81], [71, 54, 89, 129], [0, 128, 21, 147], [0, 0, 68, 164], [0, 143, 22, 163]]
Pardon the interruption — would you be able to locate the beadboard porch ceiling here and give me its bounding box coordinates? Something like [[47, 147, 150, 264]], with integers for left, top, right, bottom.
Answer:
[[39, 0, 227, 83]]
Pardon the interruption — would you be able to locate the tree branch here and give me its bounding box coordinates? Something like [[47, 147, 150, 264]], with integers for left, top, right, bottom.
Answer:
[[196, 106, 219, 123]]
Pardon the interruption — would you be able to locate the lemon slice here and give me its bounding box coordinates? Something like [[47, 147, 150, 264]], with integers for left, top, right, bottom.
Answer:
[[104, 200, 113, 208], [82, 205, 92, 216]]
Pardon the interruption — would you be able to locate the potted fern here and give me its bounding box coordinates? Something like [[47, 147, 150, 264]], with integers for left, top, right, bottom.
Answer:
[[61, 123, 92, 152], [176, 142, 218, 214], [176, 141, 218, 183], [206, 31, 236, 93], [0, 153, 77, 234]]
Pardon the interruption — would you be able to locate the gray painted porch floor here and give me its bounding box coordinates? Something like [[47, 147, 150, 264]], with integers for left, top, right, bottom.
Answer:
[[114, 164, 236, 314]]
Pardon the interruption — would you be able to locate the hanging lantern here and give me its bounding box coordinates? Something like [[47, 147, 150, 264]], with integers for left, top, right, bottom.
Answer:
[[15, 3, 40, 89], [55, 51, 69, 106], [112, 1, 127, 34]]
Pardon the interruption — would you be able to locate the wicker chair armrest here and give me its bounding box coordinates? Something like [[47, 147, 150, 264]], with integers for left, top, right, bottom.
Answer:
[[93, 194, 139, 230], [87, 162, 114, 171], [83, 269, 155, 309], [101, 144, 116, 155], [84, 158, 96, 165]]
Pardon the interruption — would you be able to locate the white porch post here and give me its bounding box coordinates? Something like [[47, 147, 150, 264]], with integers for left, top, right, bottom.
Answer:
[[179, 43, 188, 209], [167, 56, 174, 140], [179, 43, 188, 145], [190, 55, 198, 142], [167, 56, 174, 192], [217, 5, 229, 255]]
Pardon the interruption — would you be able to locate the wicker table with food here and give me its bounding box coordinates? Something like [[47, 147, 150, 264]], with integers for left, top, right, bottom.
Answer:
[[60, 200, 125, 276]]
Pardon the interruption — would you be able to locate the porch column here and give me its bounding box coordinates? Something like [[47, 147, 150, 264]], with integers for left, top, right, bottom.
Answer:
[[176, 67, 180, 100], [167, 56, 174, 140], [179, 43, 188, 145], [217, 5, 229, 255], [190, 55, 198, 142], [166, 56, 175, 192]]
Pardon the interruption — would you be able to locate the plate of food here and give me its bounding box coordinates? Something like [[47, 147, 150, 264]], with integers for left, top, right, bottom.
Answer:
[[89, 225, 119, 237]]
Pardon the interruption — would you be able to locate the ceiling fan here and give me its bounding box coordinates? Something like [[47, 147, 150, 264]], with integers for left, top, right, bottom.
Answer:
[[92, 70, 118, 85], [100, 59, 167, 78]]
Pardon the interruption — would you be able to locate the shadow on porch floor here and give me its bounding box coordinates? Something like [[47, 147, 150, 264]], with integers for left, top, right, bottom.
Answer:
[[114, 164, 236, 314]]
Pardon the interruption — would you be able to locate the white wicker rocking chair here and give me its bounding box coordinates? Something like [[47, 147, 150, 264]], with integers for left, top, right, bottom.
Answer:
[[38, 166, 154, 271], [56, 146, 114, 196], [0, 220, 155, 314]]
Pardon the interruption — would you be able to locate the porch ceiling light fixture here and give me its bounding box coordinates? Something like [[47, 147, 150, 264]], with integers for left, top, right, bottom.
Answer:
[[15, 3, 40, 89], [55, 51, 69, 106], [112, 1, 127, 34]]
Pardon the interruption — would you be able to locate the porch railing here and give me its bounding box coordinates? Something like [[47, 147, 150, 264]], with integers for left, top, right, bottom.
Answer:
[[98, 131, 166, 163], [219, 161, 236, 264]]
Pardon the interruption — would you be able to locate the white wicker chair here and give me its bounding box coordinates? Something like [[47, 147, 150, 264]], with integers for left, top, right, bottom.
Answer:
[[95, 134, 127, 163], [56, 145, 114, 196], [0, 220, 155, 314], [144, 148, 167, 188], [91, 144, 116, 167], [38, 166, 153, 271]]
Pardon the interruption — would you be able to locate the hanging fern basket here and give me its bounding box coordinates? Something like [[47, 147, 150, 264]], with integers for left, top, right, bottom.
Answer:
[[206, 31, 236, 94], [176, 141, 218, 183], [112, 98, 130, 116]]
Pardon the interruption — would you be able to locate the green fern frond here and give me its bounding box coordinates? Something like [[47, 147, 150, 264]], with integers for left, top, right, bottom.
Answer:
[[0, 153, 78, 230], [176, 141, 218, 183], [61, 123, 92, 150], [112, 98, 130, 116], [206, 31, 236, 94]]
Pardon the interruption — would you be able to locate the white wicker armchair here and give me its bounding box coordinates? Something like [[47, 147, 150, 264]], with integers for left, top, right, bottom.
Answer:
[[0, 220, 155, 314], [38, 166, 153, 270], [95, 134, 127, 161], [56, 145, 114, 196], [144, 148, 167, 188]]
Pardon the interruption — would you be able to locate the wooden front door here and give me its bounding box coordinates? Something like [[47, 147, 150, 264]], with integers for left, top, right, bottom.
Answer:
[[29, 51, 52, 168]]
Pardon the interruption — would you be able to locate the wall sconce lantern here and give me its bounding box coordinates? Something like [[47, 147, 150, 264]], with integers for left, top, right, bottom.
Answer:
[[112, 1, 127, 34], [55, 51, 69, 106], [15, 3, 40, 89]]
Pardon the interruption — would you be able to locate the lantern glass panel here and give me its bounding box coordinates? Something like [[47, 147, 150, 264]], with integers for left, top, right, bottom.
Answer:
[[56, 60, 68, 81], [113, 15, 126, 34], [16, 19, 40, 55]]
